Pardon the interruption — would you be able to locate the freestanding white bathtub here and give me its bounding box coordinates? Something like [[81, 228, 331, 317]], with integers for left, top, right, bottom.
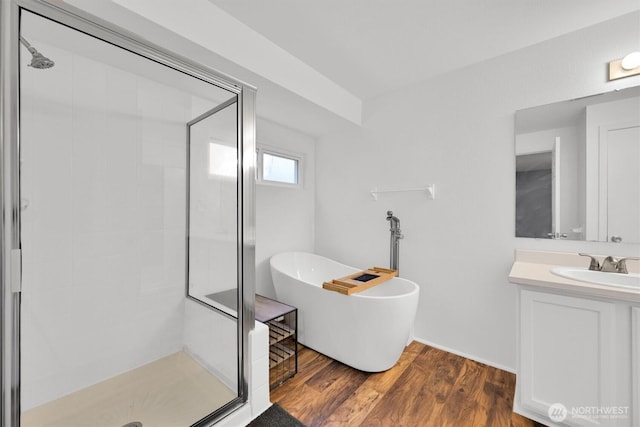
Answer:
[[269, 252, 420, 372]]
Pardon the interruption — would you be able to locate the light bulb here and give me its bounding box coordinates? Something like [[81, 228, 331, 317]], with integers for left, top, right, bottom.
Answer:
[[621, 51, 640, 70]]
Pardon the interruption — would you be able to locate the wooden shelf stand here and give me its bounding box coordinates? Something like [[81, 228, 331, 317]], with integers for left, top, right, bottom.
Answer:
[[256, 294, 298, 389]]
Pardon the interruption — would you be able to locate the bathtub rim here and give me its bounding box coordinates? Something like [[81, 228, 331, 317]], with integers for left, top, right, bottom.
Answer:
[[270, 251, 419, 300]]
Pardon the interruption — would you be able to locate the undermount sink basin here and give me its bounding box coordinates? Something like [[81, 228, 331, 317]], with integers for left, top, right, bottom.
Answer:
[[551, 266, 640, 289]]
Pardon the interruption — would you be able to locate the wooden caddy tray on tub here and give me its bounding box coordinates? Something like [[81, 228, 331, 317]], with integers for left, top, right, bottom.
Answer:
[[322, 267, 397, 295]]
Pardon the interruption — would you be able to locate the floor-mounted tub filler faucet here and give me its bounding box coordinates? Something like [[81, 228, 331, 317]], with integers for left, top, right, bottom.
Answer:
[[386, 211, 404, 273]]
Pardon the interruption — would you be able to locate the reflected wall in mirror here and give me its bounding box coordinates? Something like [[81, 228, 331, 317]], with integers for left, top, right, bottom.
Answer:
[[515, 86, 640, 243]]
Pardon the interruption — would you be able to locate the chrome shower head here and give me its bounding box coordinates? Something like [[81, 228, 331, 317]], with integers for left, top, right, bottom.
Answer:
[[20, 36, 54, 69], [28, 51, 55, 69]]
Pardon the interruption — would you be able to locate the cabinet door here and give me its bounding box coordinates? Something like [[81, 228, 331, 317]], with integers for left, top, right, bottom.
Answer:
[[633, 307, 640, 427], [520, 290, 616, 426]]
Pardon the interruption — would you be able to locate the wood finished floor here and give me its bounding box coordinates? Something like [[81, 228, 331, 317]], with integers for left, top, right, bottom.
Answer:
[[271, 341, 544, 427]]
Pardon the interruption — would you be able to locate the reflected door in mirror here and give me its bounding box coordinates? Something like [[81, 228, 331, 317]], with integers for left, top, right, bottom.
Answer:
[[601, 124, 640, 243], [516, 152, 552, 238]]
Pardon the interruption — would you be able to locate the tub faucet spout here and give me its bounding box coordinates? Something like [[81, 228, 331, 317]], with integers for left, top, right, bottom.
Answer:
[[387, 211, 400, 230], [386, 211, 403, 273]]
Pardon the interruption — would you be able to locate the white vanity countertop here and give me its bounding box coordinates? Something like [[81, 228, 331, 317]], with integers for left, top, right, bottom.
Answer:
[[509, 249, 640, 302]]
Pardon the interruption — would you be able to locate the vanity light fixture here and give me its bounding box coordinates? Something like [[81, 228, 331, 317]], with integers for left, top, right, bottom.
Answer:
[[609, 51, 640, 80], [621, 51, 640, 70]]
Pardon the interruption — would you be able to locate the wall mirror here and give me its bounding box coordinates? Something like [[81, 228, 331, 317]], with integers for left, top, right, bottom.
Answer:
[[515, 85, 640, 243]]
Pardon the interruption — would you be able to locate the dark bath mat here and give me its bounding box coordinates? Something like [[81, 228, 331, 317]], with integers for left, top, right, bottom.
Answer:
[[246, 403, 306, 427]]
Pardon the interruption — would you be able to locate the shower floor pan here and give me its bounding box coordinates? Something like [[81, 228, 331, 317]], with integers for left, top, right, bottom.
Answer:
[[21, 351, 235, 427]]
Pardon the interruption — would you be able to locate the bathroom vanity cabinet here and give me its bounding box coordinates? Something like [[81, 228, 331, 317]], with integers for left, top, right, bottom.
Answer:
[[509, 250, 640, 427], [255, 295, 298, 389], [516, 288, 639, 427]]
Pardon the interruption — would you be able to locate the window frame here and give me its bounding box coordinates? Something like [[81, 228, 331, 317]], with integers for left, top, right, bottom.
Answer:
[[257, 145, 303, 189]]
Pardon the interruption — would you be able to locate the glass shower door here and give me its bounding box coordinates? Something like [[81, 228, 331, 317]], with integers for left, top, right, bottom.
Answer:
[[14, 8, 251, 427], [187, 98, 240, 316]]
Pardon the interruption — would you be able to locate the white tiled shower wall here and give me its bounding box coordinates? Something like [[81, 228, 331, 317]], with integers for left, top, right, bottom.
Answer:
[[19, 39, 238, 409]]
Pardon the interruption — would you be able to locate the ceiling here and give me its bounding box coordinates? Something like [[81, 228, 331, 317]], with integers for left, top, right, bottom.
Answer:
[[209, 0, 640, 100], [47, 0, 640, 136]]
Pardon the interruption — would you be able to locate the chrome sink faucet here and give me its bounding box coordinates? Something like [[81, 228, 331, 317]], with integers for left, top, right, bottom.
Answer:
[[579, 253, 640, 274]]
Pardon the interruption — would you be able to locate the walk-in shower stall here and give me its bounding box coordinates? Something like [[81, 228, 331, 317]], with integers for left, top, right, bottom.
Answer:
[[1, 1, 256, 426]]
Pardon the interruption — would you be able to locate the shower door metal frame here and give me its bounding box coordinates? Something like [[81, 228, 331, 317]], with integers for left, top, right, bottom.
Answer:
[[185, 95, 243, 320], [0, 1, 256, 426]]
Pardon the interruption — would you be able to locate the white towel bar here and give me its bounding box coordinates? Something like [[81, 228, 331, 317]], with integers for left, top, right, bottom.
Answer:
[[370, 184, 435, 201]]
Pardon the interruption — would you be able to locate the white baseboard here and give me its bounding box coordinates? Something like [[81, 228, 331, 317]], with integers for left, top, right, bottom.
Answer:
[[412, 337, 516, 374]]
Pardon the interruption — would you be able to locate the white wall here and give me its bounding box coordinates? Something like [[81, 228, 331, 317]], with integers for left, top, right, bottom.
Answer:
[[255, 118, 316, 297], [584, 96, 640, 241], [315, 12, 640, 371], [183, 300, 238, 390]]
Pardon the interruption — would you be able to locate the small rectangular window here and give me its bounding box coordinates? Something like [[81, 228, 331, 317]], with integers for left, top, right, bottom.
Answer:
[[258, 147, 302, 188], [263, 152, 298, 184]]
